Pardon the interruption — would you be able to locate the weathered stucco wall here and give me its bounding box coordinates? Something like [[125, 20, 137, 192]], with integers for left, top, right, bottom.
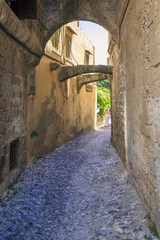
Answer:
[[110, 0, 160, 232], [26, 22, 96, 162]]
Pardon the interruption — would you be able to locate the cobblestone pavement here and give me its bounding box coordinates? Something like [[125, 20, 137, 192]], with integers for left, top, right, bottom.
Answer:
[[0, 127, 159, 240]]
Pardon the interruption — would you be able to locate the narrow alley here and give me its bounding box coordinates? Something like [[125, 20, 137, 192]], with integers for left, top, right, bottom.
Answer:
[[0, 127, 157, 240]]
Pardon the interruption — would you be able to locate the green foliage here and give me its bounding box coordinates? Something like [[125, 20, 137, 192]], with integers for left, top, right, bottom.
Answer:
[[97, 79, 110, 90], [97, 87, 111, 117], [144, 213, 160, 239], [30, 130, 38, 139], [32, 159, 37, 164], [8, 184, 14, 191], [13, 190, 19, 195], [1, 202, 7, 208], [148, 222, 159, 238], [144, 214, 151, 220], [14, 178, 21, 184], [144, 235, 153, 240], [8, 178, 21, 193], [98, 87, 110, 93], [133, 226, 142, 232]]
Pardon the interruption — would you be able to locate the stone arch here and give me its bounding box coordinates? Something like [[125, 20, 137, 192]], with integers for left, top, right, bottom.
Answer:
[[43, 0, 119, 48]]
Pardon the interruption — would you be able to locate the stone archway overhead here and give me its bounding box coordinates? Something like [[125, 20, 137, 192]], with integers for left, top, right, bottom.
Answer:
[[43, 0, 120, 45], [77, 73, 110, 93], [50, 63, 113, 82]]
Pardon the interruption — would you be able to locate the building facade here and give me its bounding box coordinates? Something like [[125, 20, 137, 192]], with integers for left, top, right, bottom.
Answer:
[[26, 21, 96, 163]]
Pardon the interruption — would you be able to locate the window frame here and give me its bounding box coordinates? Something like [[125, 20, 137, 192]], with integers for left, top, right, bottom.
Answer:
[[51, 29, 61, 54], [65, 33, 72, 60], [84, 50, 92, 65], [85, 53, 90, 65]]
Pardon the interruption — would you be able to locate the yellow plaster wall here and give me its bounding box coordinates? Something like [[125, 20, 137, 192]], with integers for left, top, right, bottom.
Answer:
[[26, 22, 96, 162]]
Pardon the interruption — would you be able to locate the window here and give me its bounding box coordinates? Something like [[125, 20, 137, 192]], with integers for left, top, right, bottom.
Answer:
[[0, 155, 5, 184], [51, 29, 61, 53], [10, 138, 19, 170], [65, 34, 72, 59], [86, 84, 93, 92], [5, 0, 37, 19], [85, 53, 89, 65], [85, 50, 92, 65]]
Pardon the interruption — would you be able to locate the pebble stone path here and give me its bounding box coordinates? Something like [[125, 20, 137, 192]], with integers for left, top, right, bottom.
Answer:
[[0, 127, 159, 240]]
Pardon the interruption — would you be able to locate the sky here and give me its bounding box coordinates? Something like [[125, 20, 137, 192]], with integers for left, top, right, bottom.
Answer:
[[80, 21, 109, 65]]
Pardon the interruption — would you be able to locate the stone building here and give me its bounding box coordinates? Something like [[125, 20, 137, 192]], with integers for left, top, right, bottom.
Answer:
[[26, 21, 97, 163], [0, 0, 160, 234]]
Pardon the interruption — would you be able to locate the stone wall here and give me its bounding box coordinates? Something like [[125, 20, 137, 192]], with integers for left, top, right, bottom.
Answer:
[[0, 29, 28, 198], [24, 0, 44, 45], [26, 22, 97, 162], [109, 43, 126, 167], [0, 0, 44, 57], [43, 0, 119, 44], [0, 0, 46, 198], [109, 0, 160, 233]]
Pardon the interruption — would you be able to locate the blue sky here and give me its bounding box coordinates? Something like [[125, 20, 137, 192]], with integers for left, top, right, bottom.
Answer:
[[80, 21, 109, 65]]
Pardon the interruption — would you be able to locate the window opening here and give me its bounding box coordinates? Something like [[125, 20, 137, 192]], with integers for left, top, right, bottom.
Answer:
[[85, 53, 89, 65], [10, 138, 19, 170], [5, 0, 37, 19], [0, 155, 5, 183], [51, 29, 61, 53], [65, 34, 72, 59]]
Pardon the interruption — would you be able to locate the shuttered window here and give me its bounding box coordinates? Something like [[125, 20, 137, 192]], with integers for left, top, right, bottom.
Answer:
[[51, 29, 61, 53], [65, 34, 72, 59], [85, 53, 89, 65], [5, 0, 37, 19]]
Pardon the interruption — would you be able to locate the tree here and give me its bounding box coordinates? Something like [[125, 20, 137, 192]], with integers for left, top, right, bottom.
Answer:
[[97, 87, 110, 117], [97, 79, 110, 90]]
